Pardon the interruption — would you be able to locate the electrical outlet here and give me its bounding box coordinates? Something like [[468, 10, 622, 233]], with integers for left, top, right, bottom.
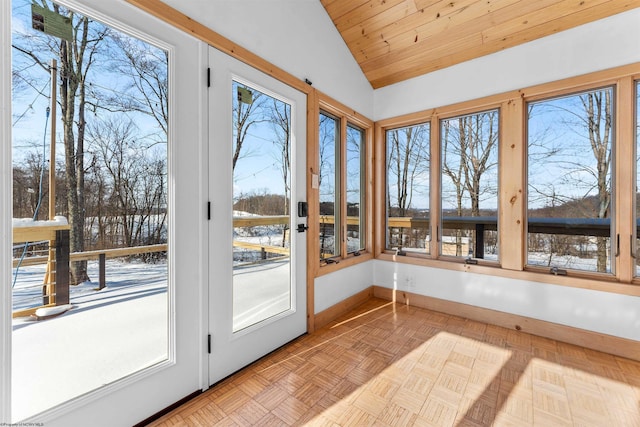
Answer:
[[405, 276, 415, 290]]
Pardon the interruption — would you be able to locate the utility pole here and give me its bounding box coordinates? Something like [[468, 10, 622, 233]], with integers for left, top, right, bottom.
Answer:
[[44, 59, 57, 303], [49, 59, 56, 220]]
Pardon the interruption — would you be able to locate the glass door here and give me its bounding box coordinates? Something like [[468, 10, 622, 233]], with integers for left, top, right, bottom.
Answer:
[[208, 47, 307, 384], [4, 0, 205, 424]]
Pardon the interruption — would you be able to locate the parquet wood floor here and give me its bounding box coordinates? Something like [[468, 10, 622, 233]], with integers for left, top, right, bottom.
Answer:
[[146, 299, 640, 426]]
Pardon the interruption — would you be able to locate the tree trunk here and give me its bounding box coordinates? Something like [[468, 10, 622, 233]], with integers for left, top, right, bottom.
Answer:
[[59, 18, 90, 284]]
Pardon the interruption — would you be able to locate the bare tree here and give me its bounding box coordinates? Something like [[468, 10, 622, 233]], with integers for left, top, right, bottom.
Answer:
[[581, 91, 612, 272], [59, 8, 109, 282], [88, 117, 167, 249], [233, 85, 265, 170], [13, 2, 109, 283], [442, 111, 499, 256], [267, 99, 291, 215], [527, 89, 612, 272], [12, 152, 47, 219], [463, 112, 499, 215], [318, 113, 337, 196], [387, 124, 429, 248], [442, 120, 466, 256], [318, 113, 339, 257], [387, 125, 429, 216], [108, 33, 168, 135]]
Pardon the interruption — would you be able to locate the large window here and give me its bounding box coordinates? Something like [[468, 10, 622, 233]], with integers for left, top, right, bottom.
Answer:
[[386, 123, 430, 254], [441, 110, 499, 261], [527, 87, 614, 274], [377, 66, 640, 292], [317, 105, 370, 265]]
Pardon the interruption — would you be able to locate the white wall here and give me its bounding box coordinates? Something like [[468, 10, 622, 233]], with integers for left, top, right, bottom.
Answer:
[[374, 8, 640, 120], [374, 260, 640, 341], [315, 260, 374, 313], [163, 0, 374, 118]]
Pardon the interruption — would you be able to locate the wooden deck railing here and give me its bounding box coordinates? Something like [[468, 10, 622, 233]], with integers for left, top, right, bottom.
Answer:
[[12, 227, 168, 317]]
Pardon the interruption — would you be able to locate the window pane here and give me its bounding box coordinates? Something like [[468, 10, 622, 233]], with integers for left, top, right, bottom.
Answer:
[[346, 124, 365, 252], [386, 123, 430, 254], [319, 112, 340, 259], [527, 88, 614, 273], [232, 81, 292, 332], [11, 0, 169, 419], [440, 110, 499, 260]]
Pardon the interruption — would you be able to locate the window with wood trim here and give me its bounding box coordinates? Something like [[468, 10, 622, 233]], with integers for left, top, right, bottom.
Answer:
[[527, 87, 615, 274], [318, 108, 369, 264], [440, 109, 499, 262], [386, 122, 430, 254], [376, 65, 640, 293]]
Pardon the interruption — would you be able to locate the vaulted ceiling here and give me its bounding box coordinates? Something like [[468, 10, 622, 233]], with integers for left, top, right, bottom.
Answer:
[[320, 0, 640, 89]]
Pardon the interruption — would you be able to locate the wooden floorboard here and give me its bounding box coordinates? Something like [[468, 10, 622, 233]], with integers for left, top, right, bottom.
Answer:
[[146, 299, 640, 426]]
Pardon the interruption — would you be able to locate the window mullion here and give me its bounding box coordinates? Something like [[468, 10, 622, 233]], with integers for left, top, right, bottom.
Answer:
[[500, 98, 525, 271], [340, 116, 348, 258], [616, 77, 635, 282], [430, 115, 441, 258]]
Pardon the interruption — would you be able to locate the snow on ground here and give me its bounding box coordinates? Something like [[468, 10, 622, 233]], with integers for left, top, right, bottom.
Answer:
[[11, 251, 293, 421], [12, 259, 168, 421], [12, 259, 166, 312], [527, 251, 611, 272], [233, 259, 290, 331]]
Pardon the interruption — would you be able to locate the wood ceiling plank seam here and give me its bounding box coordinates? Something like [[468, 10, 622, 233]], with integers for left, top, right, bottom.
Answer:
[[338, 1, 421, 43], [333, 0, 409, 32], [358, 0, 562, 73], [352, 0, 531, 63], [368, 40, 508, 86], [321, 0, 372, 22], [346, 0, 480, 55], [338, 0, 497, 61], [367, 33, 486, 87]]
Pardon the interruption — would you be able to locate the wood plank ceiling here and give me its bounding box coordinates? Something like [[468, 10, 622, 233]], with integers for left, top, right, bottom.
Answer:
[[320, 0, 640, 89]]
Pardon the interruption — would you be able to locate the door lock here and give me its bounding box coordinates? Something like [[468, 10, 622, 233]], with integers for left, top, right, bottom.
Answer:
[[297, 224, 308, 233]]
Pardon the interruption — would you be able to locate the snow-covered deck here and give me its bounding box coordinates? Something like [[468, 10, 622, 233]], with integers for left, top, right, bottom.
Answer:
[[233, 259, 291, 331], [12, 257, 291, 421]]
